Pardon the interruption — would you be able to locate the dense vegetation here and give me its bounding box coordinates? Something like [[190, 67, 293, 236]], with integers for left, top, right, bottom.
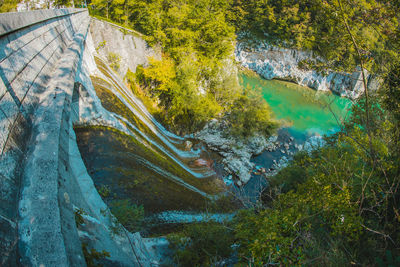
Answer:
[[89, 0, 279, 135], [0, 0, 19, 12], [87, 0, 400, 135], [165, 66, 400, 266], [3, 0, 398, 265], [87, 0, 400, 265], [230, 0, 399, 73], [234, 59, 400, 264]]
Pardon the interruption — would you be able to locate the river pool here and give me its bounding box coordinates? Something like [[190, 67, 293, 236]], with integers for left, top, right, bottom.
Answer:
[[239, 73, 353, 197], [240, 73, 353, 140]]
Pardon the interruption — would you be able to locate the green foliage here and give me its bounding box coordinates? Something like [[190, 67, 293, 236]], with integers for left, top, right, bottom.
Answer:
[[125, 69, 161, 116], [88, 3, 400, 265], [227, 86, 278, 137], [231, 0, 399, 73], [110, 199, 144, 232], [97, 184, 111, 198], [137, 55, 224, 133], [82, 242, 110, 267], [168, 221, 234, 266], [381, 62, 400, 146], [54, 0, 71, 8], [90, 0, 248, 133], [95, 40, 106, 53], [206, 194, 240, 213], [0, 0, 19, 12], [107, 52, 121, 71], [234, 93, 400, 265], [267, 151, 310, 194], [74, 208, 86, 227], [376, 250, 400, 267]]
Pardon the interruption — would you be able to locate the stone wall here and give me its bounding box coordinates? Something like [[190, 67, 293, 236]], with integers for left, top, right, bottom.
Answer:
[[0, 9, 88, 266], [90, 17, 160, 77]]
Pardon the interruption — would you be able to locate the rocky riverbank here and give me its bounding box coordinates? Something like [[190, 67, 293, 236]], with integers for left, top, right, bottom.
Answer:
[[196, 118, 327, 185], [235, 38, 380, 99], [195, 119, 277, 184]]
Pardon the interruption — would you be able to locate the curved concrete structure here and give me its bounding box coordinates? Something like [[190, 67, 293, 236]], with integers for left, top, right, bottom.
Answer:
[[0, 9, 158, 267]]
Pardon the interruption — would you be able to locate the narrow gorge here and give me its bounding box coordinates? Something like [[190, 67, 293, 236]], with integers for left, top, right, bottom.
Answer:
[[1, 1, 398, 266]]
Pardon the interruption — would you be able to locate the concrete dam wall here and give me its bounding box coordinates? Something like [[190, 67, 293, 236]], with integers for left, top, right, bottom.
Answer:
[[0, 8, 89, 266], [0, 9, 162, 267]]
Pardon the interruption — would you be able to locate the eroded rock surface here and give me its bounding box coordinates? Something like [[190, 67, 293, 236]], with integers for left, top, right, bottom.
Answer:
[[196, 119, 278, 184], [236, 38, 380, 99]]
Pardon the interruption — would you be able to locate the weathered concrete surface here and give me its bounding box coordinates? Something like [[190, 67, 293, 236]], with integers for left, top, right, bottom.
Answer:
[[0, 8, 88, 266], [70, 30, 159, 266], [0, 8, 86, 36], [0, 9, 162, 266], [17, 11, 90, 267], [90, 17, 160, 77]]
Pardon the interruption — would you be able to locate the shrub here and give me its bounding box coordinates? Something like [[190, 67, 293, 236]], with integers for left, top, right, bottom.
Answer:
[[168, 221, 234, 267], [110, 199, 144, 232], [107, 52, 121, 71], [95, 40, 106, 53], [82, 242, 110, 267], [97, 184, 111, 198], [227, 86, 278, 138], [74, 208, 86, 227]]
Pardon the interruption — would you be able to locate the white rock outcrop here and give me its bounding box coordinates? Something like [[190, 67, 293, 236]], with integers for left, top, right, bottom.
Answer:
[[196, 119, 278, 184], [236, 40, 371, 99]]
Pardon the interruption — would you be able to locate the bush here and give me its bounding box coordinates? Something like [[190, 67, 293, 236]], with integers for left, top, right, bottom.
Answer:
[[96, 40, 106, 53], [125, 69, 161, 116], [227, 87, 278, 137], [97, 184, 111, 198], [168, 222, 234, 266], [82, 242, 110, 267], [107, 52, 121, 71], [136, 56, 223, 134], [110, 199, 144, 232]]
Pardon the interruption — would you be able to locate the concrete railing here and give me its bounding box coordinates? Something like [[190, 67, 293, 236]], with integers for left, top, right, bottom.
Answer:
[[0, 8, 86, 37], [0, 8, 87, 155], [0, 9, 89, 266]]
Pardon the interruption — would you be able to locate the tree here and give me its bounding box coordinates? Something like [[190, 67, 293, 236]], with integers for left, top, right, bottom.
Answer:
[[54, 0, 71, 8], [0, 0, 19, 12], [228, 87, 277, 137], [168, 221, 234, 266], [90, 0, 112, 19]]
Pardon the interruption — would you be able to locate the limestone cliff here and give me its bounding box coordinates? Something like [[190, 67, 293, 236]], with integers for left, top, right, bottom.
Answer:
[[236, 39, 379, 99]]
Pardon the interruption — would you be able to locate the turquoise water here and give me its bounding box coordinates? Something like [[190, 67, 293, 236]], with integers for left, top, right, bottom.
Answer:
[[240, 74, 352, 138]]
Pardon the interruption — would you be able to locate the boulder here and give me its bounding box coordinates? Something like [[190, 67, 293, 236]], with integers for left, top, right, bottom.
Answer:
[[195, 119, 278, 185]]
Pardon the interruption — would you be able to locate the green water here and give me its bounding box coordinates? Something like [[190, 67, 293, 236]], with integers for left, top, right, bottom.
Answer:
[[241, 74, 352, 137]]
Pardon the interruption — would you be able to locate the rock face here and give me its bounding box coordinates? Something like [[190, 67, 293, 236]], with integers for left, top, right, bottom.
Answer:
[[196, 116, 329, 185], [90, 18, 161, 77], [236, 40, 379, 99], [196, 119, 278, 184], [265, 135, 327, 178]]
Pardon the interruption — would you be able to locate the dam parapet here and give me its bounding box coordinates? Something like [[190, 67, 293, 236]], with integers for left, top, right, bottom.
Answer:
[[0, 8, 90, 266]]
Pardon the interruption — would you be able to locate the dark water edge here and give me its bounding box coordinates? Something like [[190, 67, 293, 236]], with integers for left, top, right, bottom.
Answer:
[[239, 127, 322, 203]]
